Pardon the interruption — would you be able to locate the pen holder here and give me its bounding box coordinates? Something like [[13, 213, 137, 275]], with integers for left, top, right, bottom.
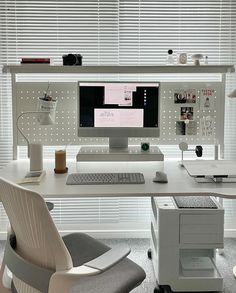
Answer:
[[37, 98, 57, 124], [54, 150, 68, 174]]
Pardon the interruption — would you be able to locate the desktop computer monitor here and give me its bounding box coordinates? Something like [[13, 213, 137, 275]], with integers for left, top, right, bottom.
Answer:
[[77, 82, 160, 149]]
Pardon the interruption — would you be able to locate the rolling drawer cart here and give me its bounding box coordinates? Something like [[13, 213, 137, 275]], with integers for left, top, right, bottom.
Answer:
[[148, 196, 224, 293]]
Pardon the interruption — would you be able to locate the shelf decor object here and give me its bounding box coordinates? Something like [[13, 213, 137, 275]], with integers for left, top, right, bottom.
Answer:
[[228, 89, 236, 98], [191, 54, 204, 66], [37, 82, 57, 124]]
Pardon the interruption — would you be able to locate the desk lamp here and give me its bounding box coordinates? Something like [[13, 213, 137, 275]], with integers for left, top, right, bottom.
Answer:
[[16, 111, 53, 172]]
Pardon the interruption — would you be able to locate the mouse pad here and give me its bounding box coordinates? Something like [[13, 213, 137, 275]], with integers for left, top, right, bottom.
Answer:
[[174, 196, 218, 209]]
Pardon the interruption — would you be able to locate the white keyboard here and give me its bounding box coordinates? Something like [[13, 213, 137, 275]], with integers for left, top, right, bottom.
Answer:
[[66, 172, 145, 185]]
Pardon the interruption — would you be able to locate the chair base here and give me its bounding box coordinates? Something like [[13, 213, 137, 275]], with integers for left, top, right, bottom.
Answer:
[[11, 282, 17, 293]]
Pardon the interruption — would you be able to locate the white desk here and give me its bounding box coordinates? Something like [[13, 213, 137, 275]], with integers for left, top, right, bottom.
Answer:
[[1, 159, 236, 199], [1, 158, 236, 292]]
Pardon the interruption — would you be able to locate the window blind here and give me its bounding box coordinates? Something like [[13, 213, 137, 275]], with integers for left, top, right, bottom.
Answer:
[[0, 0, 236, 237], [1, 0, 235, 65]]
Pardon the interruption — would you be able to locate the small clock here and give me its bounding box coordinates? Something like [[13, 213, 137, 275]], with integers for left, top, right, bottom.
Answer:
[[141, 142, 150, 152], [178, 53, 187, 65]]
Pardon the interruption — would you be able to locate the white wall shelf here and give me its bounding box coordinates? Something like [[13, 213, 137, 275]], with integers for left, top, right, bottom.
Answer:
[[3, 64, 235, 74]]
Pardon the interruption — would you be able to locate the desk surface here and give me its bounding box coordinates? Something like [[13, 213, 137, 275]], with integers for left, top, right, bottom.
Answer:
[[1, 159, 236, 199]]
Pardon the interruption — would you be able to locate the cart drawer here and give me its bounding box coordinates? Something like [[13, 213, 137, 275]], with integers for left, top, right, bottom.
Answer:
[[180, 214, 221, 225], [180, 214, 223, 244]]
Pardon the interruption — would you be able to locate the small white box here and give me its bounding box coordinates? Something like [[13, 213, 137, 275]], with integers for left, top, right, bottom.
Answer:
[[181, 256, 215, 277]]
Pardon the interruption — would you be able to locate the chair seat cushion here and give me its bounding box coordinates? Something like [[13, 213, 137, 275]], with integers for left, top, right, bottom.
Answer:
[[62, 233, 146, 293]]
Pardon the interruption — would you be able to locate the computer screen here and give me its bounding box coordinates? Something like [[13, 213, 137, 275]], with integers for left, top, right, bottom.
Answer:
[[78, 82, 160, 148]]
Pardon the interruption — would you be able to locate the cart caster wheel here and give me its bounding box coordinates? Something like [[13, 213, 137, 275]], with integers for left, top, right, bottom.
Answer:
[[153, 286, 165, 293], [162, 285, 172, 293], [154, 285, 164, 293], [147, 248, 152, 259]]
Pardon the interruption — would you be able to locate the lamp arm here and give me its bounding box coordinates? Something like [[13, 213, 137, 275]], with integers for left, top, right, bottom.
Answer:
[[16, 112, 30, 158], [16, 111, 50, 158]]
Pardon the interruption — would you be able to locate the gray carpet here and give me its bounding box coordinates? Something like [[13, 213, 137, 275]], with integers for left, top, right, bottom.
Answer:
[[101, 239, 236, 293], [1, 238, 236, 292]]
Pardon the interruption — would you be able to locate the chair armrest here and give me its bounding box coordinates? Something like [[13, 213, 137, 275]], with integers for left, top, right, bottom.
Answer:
[[48, 266, 99, 293], [49, 246, 130, 293], [54, 245, 131, 277], [84, 245, 131, 272]]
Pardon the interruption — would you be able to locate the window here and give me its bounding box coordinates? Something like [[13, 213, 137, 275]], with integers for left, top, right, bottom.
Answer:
[[0, 0, 236, 237]]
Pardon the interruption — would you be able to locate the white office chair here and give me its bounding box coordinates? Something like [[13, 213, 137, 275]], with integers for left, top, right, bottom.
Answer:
[[0, 177, 146, 293]]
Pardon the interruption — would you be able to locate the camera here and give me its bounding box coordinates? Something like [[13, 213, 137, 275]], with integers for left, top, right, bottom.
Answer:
[[195, 145, 203, 157], [62, 54, 83, 66]]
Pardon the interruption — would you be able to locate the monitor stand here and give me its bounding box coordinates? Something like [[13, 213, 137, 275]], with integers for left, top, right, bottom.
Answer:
[[109, 137, 129, 149], [76, 137, 164, 162]]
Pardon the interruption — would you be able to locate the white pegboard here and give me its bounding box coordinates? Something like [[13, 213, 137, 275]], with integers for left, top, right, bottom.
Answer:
[[16, 82, 77, 145], [157, 82, 222, 144], [15, 81, 224, 146]]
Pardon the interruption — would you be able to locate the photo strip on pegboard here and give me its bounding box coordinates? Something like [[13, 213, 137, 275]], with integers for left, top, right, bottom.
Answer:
[[176, 120, 197, 135], [174, 89, 197, 104]]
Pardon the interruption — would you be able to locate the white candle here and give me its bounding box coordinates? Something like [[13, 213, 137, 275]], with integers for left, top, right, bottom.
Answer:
[[30, 143, 43, 171]]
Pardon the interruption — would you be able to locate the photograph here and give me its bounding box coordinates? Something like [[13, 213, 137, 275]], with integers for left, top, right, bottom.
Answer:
[[180, 107, 194, 120], [186, 121, 197, 135], [174, 89, 196, 104], [200, 87, 215, 110], [186, 89, 197, 103], [176, 121, 186, 135], [200, 96, 215, 110], [176, 120, 197, 135], [174, 90, 187, 103], [201, 116, 214, 136]]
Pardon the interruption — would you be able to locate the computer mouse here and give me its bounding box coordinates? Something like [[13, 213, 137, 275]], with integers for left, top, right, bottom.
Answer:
[[153, 171, 168, 183]]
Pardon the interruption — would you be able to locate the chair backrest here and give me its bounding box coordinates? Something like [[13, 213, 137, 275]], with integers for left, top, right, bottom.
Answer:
[[0, 177, 73, 272]]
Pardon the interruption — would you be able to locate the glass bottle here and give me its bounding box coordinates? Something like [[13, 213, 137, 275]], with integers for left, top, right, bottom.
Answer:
[[166, 49, 175, 65], [204, 55, 208, 65]]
